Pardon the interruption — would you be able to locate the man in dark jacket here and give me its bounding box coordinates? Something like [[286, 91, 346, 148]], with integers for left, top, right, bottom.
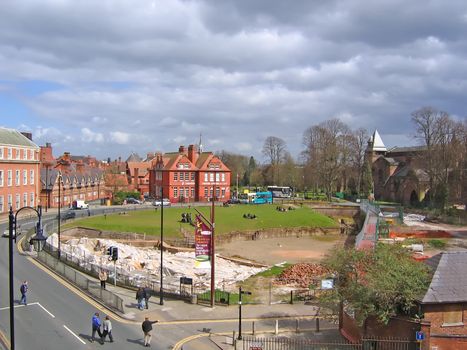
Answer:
[[136, 287, 145, 310], [19, 281, 28, 305], [143, 286, 152, 309], [142, 317, 158, 347]]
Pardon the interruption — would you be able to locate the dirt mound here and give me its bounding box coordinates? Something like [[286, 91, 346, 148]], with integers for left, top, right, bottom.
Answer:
[[275, 263, 330, 288]]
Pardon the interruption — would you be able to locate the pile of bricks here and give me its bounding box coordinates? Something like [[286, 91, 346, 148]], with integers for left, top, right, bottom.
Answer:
[[275, 263, 330, 288]]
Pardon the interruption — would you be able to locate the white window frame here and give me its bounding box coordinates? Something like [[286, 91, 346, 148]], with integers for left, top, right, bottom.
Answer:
[[204, 173, 208, 182], [8, 194, 12, 208], [15, 148, 20, 160], [23, 148, 27, 160], [0, 170, 3, 187], [23, 193, 27, 207], [0, 147, 3, 159], [221, 173, 225, 182], [0, 196, 3, 213], [15, 170, 20, 186], [30, 170, 34, 185], [174, 187, 178, 198], [191, 187, 195, 198], [23, 170, 27, 185], [30, 192, 34, 207], [7, 148, 12, 159], [7, 170, 12, 186], [15, 194, 20, 209], [209, 173, 214, 182], [216, 173, 220, 182]]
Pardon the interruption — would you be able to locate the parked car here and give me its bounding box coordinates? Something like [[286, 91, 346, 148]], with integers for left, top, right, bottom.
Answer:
[[2, 229, 16, 238], [225, 198, 241, 205], [152, 198, 171, 207], [59, 210, 76, 221], [126, 197, 142, 204]]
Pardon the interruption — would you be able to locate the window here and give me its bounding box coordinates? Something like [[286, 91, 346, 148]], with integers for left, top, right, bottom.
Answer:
[[204, 187, 208, 198], [7, 148, 12, 159], [216, 173, 220, 182], [15, 170, 20, 185], [30, 193, 34, 207], [209, 173, 214, 182], [0, 170, 3, 186], [191, 187, 195, 198], [15, 148, 20, 160], [191, 172, 195, 181], [222, 188, 226, 198], [174, 172, 178, 181], [204, 173, 208, 182], [185, 187, 189, 198], [210, 188, 213, 198], [0, 147, 3, 159], [23, 170, 27, 185], [7, 170, 12, 186], [30, 170, 34, 185], [23, 149, 27, 160], [23, 193, 27, 207], [15, 194, 20, 209], [221, 173, 225, 182], [216, 187, 220, 198], [174, 187, 178, 198], [8, 194, 12, 208], [28, 150, 32, 160], [184, 172, 189, 181], [443, 305, 463, 326], [0, 196, 3, 213]]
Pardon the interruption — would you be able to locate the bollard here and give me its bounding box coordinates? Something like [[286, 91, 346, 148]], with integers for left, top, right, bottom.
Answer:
[[290, 290, 293, 304], [252, 321, 255, 335], [316, 317, 320, 333], [275, 319, 279, 335], [296, 319, 300, 333]]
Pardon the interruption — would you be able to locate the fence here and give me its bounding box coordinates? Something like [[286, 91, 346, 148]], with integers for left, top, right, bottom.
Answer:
[[241, 336, 417, 350], [36, 249, 124, 313], [355, 201, 381, 250]]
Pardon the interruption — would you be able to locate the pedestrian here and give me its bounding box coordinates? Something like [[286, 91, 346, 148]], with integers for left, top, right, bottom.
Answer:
[[143, 286, 152, 310], [141, 317, 158, 347], [19, 281, 28, 305], [99, 269, 108, 290], [91, 312, 103, 344], [102, 315, 113, 343], [136, 287, 145, 310]]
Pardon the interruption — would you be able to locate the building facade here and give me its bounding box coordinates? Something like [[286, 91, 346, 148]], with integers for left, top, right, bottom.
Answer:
[[0, 128, 41, 215], [39, 145, 105, 208], [149, 144, 231, 203]]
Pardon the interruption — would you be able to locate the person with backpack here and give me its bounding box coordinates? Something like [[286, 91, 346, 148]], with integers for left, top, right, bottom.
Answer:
[[19, 281, 28, 305]]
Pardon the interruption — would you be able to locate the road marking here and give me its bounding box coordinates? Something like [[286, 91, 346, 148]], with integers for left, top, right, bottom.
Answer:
[[63, 325, 86, 345], [0, 302, 39, 311], [0, 328, 10, 350], [37, 302, 55, 318]]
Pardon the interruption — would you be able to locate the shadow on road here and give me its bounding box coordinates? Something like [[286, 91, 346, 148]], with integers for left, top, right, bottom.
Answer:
[[127, 338, 145, 346]]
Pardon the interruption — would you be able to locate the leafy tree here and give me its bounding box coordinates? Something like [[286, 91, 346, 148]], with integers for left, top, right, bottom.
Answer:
[[321, 244, 430, 325]]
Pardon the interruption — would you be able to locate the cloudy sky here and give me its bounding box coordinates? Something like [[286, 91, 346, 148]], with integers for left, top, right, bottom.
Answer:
[[0, 0, 466, 161]]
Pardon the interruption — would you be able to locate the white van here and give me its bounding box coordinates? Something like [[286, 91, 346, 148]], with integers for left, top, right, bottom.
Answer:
[[72, 200, 89, 209]]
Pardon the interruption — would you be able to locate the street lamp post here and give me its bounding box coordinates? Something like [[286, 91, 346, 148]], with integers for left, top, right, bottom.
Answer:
[[57, 172, 62, 259], [8, 205, 47, 350], [160, 194, 164, 305], [237, 286, 252, 340]]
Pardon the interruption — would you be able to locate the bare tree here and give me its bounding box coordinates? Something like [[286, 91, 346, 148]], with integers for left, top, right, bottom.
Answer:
[[262, 136, 287, 184], [351, 128, 369, 195]]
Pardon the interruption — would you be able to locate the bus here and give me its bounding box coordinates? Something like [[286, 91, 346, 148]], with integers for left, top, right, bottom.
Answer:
[[267, 186, 293, 198], [252, 191, 273, 204], [238, 191, 273, 204]]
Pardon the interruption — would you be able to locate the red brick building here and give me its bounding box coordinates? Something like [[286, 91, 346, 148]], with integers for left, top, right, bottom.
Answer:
[[149, 144, 231, 203], [39, 144, 105, 208], [0, 128, 41, 215]]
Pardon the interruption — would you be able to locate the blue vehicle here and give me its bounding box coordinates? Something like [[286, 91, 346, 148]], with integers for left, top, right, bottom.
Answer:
[[251, 191, 273, 204]]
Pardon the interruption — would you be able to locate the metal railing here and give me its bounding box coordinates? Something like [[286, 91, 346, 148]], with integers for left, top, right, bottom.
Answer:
[[241, 336, 417, 350], [36, 249, 124, 313]]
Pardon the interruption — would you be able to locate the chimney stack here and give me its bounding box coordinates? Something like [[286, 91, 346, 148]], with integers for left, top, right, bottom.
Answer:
[[179, 145, 187, 155], [188, 144, 198, 164]]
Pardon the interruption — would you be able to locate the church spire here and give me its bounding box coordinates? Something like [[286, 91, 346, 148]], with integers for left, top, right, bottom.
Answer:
[[198, 133, 203, 153]]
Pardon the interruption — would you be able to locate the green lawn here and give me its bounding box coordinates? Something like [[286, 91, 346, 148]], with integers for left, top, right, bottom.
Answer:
[[64, 204, 338, 238]]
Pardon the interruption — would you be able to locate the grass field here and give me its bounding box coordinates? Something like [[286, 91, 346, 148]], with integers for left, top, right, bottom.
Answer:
[[64, 204, 338, 238]]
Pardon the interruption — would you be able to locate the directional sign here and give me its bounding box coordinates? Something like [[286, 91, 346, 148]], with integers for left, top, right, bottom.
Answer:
[[416, 331, 424, 341]]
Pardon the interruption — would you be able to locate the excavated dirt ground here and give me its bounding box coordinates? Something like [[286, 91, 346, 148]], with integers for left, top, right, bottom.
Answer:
[[217, 235, 345, 265]]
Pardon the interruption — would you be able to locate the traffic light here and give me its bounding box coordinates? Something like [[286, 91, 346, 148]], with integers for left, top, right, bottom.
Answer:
[[106, 246, 118, 261], [111, 247, 118, 261]]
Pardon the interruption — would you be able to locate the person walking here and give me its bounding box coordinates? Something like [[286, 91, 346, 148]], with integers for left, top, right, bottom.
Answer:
[[136, 287, 145, 310], [19, 281, 28, 305], [141, 317, 158, 347], [99, 269, 108, 290], [143, 286, 152, 310], [91, 312, 103, 344], [102, 315, 113, 343]]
